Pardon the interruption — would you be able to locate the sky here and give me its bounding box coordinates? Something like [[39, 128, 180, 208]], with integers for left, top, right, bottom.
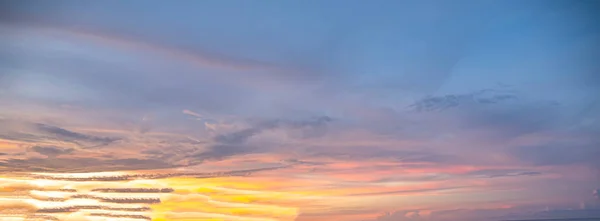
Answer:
[[0, 0, 599, 220]]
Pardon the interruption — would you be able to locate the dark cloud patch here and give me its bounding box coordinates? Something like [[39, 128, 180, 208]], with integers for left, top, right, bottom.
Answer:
[[193, 144, 254, 161], [198, 116, 333, 160], [0, 157, 175, 172], [409, 89, 517, 112], [285, 116, 333, 139], [407, 88, 569, 140], [0, 119, 122, 148], [467, 169, 542, 178], [213, 120, 279, 144], [0, 132, 45, 143], [0, 118, 219, 172], [286, 116, 333, 128], [35, 123, 120, 147], [213, 116, 333, 144], [511, 141, 600, 169], [30, 146, 74, 157]]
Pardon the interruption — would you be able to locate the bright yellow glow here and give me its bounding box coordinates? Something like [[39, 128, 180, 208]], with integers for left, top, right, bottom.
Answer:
[[0, 174, 305, 221]]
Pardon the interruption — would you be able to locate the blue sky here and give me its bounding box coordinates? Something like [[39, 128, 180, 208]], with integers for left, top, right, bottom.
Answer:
[[0, 1, 599, 220]]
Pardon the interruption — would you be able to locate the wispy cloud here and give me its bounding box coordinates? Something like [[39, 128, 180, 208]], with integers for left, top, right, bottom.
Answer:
[[35, 123, 120, 148], [181, 109, 202, 119]]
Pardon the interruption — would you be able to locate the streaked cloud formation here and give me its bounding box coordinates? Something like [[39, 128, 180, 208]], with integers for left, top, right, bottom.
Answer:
[[1, 0, 599, 220]]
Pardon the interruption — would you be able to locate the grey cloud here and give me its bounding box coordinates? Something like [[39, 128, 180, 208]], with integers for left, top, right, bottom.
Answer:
[[201, 120, 281, 160], [192, 144, 252, 161], [213, 121, 279, 145], [286, 116, 333, 139], [346, 89, 534, 141], [30, 145, 74, 157], [0, 157, 175, 173], [409, 89, 517, 112], [287, 116, 333, 128], [198, 116, 333, 160], [35, 123, 120, 147], [228, 116, 332, 142], [407, 88, 570, 140], [0, 119, 121, 148], [0, 118, 220, 172], [466, 169, 542, 178], [0, 132, 40, 143]]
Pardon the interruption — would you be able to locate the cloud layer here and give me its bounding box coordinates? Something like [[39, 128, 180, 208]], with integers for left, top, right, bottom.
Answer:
[[1, 0, 600, 220]]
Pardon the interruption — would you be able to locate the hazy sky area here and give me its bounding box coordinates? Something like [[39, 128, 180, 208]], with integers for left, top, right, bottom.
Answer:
[[0, 0, 599, 220]]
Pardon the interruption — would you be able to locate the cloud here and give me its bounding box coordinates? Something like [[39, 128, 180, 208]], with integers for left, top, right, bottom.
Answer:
[[409, 89, 517, 112], [35, 124, 120, 147], [28, 165, 289, 181], [2, 20, 285, 72], [182, 109, 202, 119], [0, 119, 121, 149], [213, 121, 278, 145], [213, 116, 332, 144], [197, 116, 333, 160], [30, 145, 74, 157], [0, 117, 209, 172], [0, 20, 333, 107], [466, 169, 542, 178], [0, 2, 598, 220], [404, 88, 572, 142], [0, 157, 175, 173]]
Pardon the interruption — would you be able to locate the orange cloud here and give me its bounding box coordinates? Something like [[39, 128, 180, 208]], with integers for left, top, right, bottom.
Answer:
[[0, 139, 25, 149]]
